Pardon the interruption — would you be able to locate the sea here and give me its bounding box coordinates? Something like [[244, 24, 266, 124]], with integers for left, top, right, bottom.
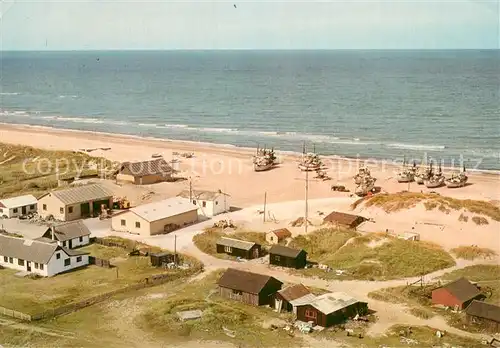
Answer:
[[1, 50, 499, 170]]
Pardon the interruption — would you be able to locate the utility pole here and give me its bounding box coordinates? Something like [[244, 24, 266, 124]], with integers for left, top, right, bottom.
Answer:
[[263, 192, 267, 223], [189, 177, 193, 202], [174, 234, 177, 266], [305, 169, 309, 234]]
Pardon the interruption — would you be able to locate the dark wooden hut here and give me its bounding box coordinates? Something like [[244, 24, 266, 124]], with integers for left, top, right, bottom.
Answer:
[[322, 211, 367, 229], [465, 300, 500, 332], [216, 237, 261, 259], [217, 268, 283, 306], [269, 245, 307, 269], [150, 252, 175, 267]]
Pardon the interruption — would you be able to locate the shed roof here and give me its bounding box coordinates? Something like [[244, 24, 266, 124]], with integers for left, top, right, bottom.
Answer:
[[268, 228, 292, 240], [278, 283, 312, 302], [269, 245, 305, 258], [119, 159, 173, 177], [300, 292, 362, 315], [43, 220, 91, 242], [323, 211, 366, 227], [39, 184, 112, 205], [127, 197, 198, 222], [217, 268, 282, 295], [440, 277, 482, 303], [0, 235, 86, 264], [177, 189, 229, 201], [0, 195, 37, 209], [466, 300, 500, 323], [216, 237, 257, 251], [289, 293, 318, 307]]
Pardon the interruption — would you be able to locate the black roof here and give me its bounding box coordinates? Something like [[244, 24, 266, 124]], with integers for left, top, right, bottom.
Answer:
[[217, 268, 282, 294], [466, 300, 500, 323], [269, 245, 306, 258], [441, 277, 482, 303]]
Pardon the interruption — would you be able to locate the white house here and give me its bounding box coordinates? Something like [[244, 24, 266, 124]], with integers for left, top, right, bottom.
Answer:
[[0, 195, 37, 218], [0, 234, 89, 277], [37, 220, 91, 249], [177, 189, 231, 217]]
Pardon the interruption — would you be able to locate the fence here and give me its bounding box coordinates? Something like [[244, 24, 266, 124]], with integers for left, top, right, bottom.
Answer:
[[0, 306, 32, 321], [88, 256, 111, 268], [1, 266, 202, 322]]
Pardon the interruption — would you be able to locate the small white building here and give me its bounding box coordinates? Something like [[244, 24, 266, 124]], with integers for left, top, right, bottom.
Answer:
[[37, 220, 91, 249], [177, 189, 230, 217], [266, 228, 292, 245], [0, 234, 89, 277], [0, 195, 37, 218]]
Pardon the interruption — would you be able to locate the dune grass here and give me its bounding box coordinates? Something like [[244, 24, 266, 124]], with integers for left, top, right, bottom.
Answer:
[[450, 246, 497, 260], [471, 216, 489, 225], [351, 192, 500, 221], [0, 143, 113, 198], [297, 233, 455, 280]]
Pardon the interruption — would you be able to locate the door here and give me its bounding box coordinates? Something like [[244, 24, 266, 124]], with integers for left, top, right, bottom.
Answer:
[[252, 247, 259, 259], [68, 239, 73, 249], [22, 206, 27, 215], [81, 202, 90, 217], [26, 261, 31, 272]]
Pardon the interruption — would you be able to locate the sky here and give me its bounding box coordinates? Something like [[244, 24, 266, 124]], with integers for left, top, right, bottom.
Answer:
[[0, 0, 499, 50]]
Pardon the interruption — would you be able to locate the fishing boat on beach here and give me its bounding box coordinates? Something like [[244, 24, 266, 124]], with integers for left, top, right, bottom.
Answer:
[[446, 166, 468, 188], [424, 165, 445, 188], [298, 143, 323, 172], [355, 176, 377, 197], [354, 166, 372, 185], [396, 158, 416, 183], [415, 162, 433, 185], [252, 146, 276, 172]]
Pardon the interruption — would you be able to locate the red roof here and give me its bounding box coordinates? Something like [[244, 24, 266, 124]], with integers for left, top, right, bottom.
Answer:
[[270, 228, 292, 240]]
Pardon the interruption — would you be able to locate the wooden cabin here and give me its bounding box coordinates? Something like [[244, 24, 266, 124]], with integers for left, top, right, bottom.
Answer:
[[269, 245, 307, 269], [216, 237, 261, 259]]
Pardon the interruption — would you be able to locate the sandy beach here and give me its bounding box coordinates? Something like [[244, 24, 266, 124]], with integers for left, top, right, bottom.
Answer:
[[1, 123, 499, 208]]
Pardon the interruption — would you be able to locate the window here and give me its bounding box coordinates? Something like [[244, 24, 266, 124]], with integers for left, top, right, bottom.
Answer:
[[64, 259, 71, 267], [224, 246, 232, 253], [39, 264, 44, 270], [9, 257, 13, 263], [13, 208, 18, 213], [30, 204, 35, 210], [18, 259, 25, 266], [135, 221, 141, 228], [232, 289, 243, 295], [34, 263, 39, 269], [43, 204, 47, 211], [56, 253, 60, 260], [192, 200, 196, 205], [0, 208, 2, 213], [121, 219, 126, 226], [305, 309, 317, 319], [215, 201, 219, 205], [274, 255, 281, 261], [3, 256, 7, 262], [202, 201, 206, 208], [60, 207, 64, 214], [68, 206, 73, 213], [79, 236, 83, 242], [76, 256, 82, 262], [63, 241, 66, 247]]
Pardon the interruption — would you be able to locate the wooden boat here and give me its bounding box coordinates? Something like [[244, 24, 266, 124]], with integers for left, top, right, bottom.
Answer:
[[252, 146, 276, 172], [415, 163, 433, 185], [446, 166, 468, 188], [355, 177, 377, 196], [396, 158, 416, 183], [424, 166, 445, 188]]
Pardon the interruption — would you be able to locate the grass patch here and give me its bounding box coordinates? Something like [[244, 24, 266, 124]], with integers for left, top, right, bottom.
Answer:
[[471, 216, 489, 225], [193, 228, 267, 259], [136, 270, 301, 347], [0, 142, 114, 199], [353, 192, 500, 221], [450, 246, 497, 260], [408, 307, 435, 319], [0, 239, 200, 315], [298, 233, 455, 280], [289, 228, 359, 263], [79, 244, 129, 260]]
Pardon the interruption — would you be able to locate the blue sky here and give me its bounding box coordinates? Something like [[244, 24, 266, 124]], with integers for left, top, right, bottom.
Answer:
[[1, 1, 499, 50]]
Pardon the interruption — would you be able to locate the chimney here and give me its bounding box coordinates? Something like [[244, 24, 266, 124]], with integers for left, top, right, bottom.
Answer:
[[51, 224, 55, 241]]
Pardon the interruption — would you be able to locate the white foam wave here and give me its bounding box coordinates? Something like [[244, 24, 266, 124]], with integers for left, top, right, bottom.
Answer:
[[164, 124, 189, 128], [199, 127, 238, 133], [58, 95, 78, 99], [54, 116, 104, 124], [387, 143, 446, 151], [138, 123, 157, 127], [0, 92, 20, 96]]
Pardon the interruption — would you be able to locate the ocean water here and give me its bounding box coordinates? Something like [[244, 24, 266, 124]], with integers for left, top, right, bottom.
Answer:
[[0, 50, 499, 170]]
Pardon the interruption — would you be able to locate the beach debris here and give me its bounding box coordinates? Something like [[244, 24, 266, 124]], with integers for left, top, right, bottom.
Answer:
[[151, 153, 162, 158], [314, 169, 331, 181], [222, 326, 236, 338], [176, 310, 203, 321], [213, 219, 235, 229], [331, 184, 349, 192], [180, 152, 194, 158], [0, 156, 16, 165], [141, 191, 155, 201], [289, 217, 312, 227]]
